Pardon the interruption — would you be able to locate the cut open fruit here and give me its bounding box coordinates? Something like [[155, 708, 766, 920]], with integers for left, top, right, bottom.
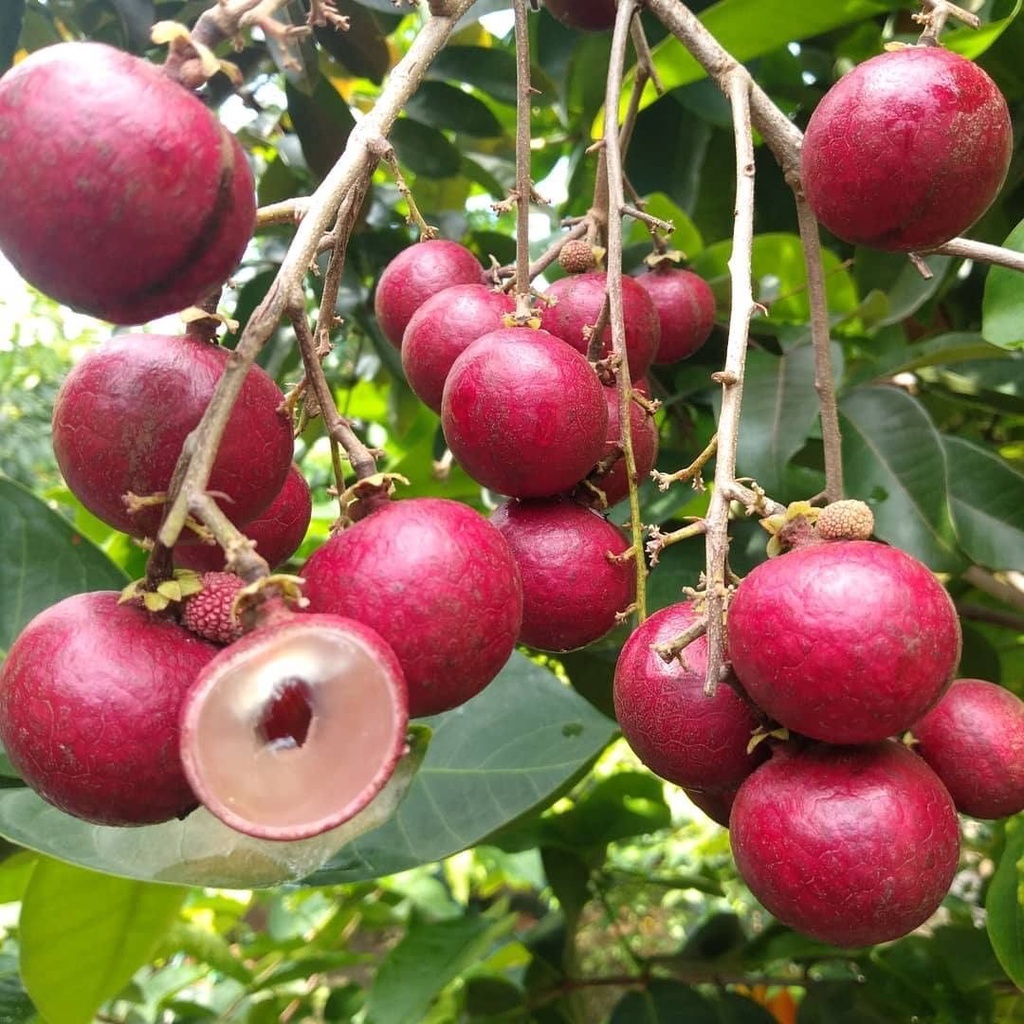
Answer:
[[180, 614, 409, 841]]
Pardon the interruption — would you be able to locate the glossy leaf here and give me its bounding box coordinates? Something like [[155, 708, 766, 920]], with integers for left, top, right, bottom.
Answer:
[[691, 233, 858, 323], [286, 77, 356, 181], [839, 387, 965, 572], [366, 911, 514, 1024], [0, 477, 128, 655], [313, 0, 390, 83], [733, 342, 844, 499], [20, 857, 186, 1024], [982, 218, 1024, 350], [307, 652, 618, 883], [0, 729, 428, 889], [987, 816, 1024, 989], [615, 0, 903, 125], [943, 435, 1024, 570], [390, 118, 462, 178], [425, 45, 556, 107], [405, 80, 504, 137]]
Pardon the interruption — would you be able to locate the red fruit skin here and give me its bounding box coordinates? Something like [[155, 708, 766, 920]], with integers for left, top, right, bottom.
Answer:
[[581, 384, 659, 507], [635, 267, 716, 364], [490, 498, 634, 652], [374, 240, 484, 348], [300, 498, 523, 717], [685, 787, 737, 828], [614, 602, 768, 792], [441, 327, 608, 498], [730, 742, 960, 947], [0, 42, 255, 325], [180, 612, 409, 841], [0, 592, 219, 825], [175, 463, 312, 572], [544, 0, 617, 31], [911, 678, 1024, 819], [801, 47, 1012, 252], [727, 540, 961, 745], [540, 273, 661, 380], [52, 335, 294, 539], [401, 284, 515, 413]]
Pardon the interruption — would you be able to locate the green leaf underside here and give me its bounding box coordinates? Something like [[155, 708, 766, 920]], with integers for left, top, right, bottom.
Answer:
[[306, 652, 618, 884], [0, 728, 429, 890]]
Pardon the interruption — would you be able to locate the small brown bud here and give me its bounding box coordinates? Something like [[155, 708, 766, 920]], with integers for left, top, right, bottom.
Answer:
[[559, 239, 598, 274], [817, 499, 874, 541]]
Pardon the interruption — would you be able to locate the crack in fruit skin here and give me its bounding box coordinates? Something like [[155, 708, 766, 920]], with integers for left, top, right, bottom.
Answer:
[[726, 540, 961, 745], [801, 47, 1012, 252], [374, 240, 485, 349], [539, 272, 661, 380], [0, 42, 255, 324], [730, 742, 960, 948], [614, 601, 768, 792], [0, 592, 219, 826], [300, 498, 523, 717], [51, 334, 295, 540], [911, 678, 1024, 819], [441, 327, 609, 499], [491, 498, 635, 652]]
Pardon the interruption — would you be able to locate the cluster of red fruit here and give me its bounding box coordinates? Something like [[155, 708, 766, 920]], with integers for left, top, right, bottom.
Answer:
[[616, 502, 1024, 949], [374, 235, 714, 653]]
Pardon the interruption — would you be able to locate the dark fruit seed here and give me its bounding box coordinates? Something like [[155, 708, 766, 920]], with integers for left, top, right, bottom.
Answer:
[[259, 678, 315, 750]]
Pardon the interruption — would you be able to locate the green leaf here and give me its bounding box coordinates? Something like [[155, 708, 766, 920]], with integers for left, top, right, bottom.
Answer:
[[390, 118, 462, 178], [733, 342, 844, 499], [839, 387, 965, 572], [307, 652, 618, 883], [614, 0, 903, 126], [20, 857, 186, 1024], [366, 911, 513, 1024], [286, 77, 356, 181], [0, 0, 24, 75], [845, 333, 1007, 388], [313, 1, 390, 84], [405, 81, 504, 138], [0, 952, 35, 1024], [691, 233, 858, 324], [939, 0, 1022, 58], [983, 217, 1024, 350], [0, 477, 128, 655], [943, 435, 1024, 571], [610, 980, 718, 1023], [987, 811, 1024, 987], [626, 192, 704, 258], [852, 248, 952, 330], [426, 46, 556, 108], [0, 728, 428, 889]]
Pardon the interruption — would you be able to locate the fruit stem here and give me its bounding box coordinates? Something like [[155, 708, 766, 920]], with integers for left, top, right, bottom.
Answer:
[[512, 0, 537, 322], [314, 181, 370, 353], [914, 0, 981, 45], [188, 493, 272, 584], [155, 0, 476, 551], [289, 303, 389, 518], [700, 69, 759, 697], [793, 190, 844, 503], [603, 0, 648, 625]]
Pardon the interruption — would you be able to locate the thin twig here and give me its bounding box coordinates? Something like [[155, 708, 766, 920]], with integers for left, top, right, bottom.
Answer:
[[914, 0, 980, 45], [701, 70, 758, 696], [927, 236, 1024, 272], [155, 1, 476, 550], [963, 566, 1024, 614], [793, 192, 844, 502], [512, 0, 536, 321], [187, 493, 270, 583], [604, 0, 647, 624]]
